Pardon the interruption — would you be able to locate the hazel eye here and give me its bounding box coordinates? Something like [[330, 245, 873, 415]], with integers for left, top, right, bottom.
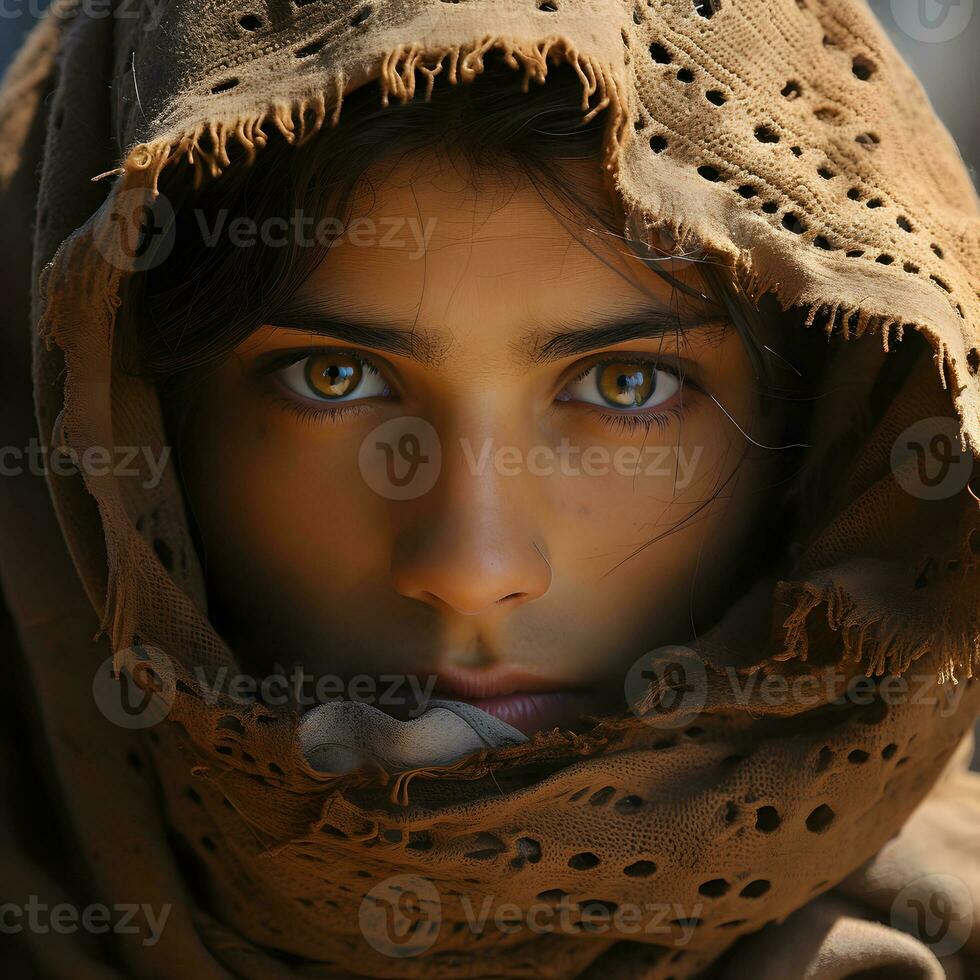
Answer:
[[276, 351, 388, 402], [564, 360, 680, 410]]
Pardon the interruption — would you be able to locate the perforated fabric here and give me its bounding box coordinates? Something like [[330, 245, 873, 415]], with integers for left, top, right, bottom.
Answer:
[[1, 0, 979, 977]]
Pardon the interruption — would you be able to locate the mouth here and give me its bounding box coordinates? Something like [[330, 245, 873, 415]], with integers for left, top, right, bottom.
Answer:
[[423, 664, 617, 736]]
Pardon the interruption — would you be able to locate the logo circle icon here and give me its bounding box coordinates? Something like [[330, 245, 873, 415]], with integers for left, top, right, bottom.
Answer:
[[358, 417, 442, 501], [624, 645, 708, 729], [890, 0, 974, 43], [92, 645, 175, 730], [890, 417, 973, 500], [358, 874, 442, 958], [891, 873, 973, 957], [93, 187, 176, 273]]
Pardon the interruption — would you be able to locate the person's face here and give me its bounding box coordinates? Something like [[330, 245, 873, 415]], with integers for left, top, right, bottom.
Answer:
[[177, 148, 783, 735]]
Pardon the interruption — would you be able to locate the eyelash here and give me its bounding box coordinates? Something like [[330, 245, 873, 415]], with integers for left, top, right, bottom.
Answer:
[[560, 357, 690, 435], [261, 348, 391, 424], [261, 348, 692, 433]]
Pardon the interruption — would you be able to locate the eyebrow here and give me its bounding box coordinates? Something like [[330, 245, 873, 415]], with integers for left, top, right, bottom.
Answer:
[[266, 310, 443, 365], [523, 311, 728, 364], [267, 300, 727, 367]]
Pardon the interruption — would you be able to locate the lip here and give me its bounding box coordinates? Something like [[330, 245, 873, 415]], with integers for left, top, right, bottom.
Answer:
[[424, 664, 615, 736]]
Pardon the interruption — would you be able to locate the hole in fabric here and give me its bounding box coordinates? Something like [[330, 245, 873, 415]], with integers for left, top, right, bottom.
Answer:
[[624, 860, 657, 877], [537, 889, 569, 902], [650, 43, 672, 64], [866, 197, 883, 208], [569, 786, 591, 802], [215, 745, 233, 755], [538, 0, 558, 9], [216, 715, 245, 734], [615, 794, 644, 813], [875, 254, 894, 265], [813, 236, 833, 250], [719, 919, 747, 928], [816, 746, 834, 771], [814, 106, 840, 123], [754, 125, 779, 143], [737, 185, 757, 198], [817, 166, 835, 179], [649, 135, 668, 153], [407, 831, 434, 851], [848, 749, 870, 763], [903, 261, 920, 274], [676, 67, 695, 83], [761, 201, 778, 214], [845, 249, 864, 258], [755, 806, 780, 832], [781, 80, 802, 99], [584, 900, 620, 919], [706, 89, 726, 105], [511, 837, 541, 867], [806, 804, 835, 833], [698, 165, 723, 182], [296, 37, 327, 57], [268, 762, 284, 775], [239, 14, 262, 29], [589, 787, 616, 806], [855, 132, 880, 146], [782, 212, 806, 233], [294, 0, 320, 5], [847, 187, 862, 200], [693, 0, 720, 17], [739, 879, 771, 898], [968, 349, 980, 375], [723, 801, 739, 823], [930, 275, 951, 292], [569, 852, 601, 870], [790, 146, 803, 157], [211, 78, 239, 94], [699, 879, 730, 898], [465, 833, 506, 859], [852, 55, 876, 80], [931, 243, 944, 258], [897, 215, 913, 232], [350, 5, 372, 25]]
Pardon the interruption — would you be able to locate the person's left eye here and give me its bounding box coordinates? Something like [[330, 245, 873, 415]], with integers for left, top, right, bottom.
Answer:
[[275, 351, 389, 402], [562, 359, 680, 411]]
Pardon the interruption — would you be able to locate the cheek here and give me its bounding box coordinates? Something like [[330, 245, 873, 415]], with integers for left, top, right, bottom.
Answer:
[[177, 382, 392, 607]]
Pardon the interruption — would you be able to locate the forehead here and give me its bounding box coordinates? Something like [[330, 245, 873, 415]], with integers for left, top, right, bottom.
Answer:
[[292, 147, 679, 346]]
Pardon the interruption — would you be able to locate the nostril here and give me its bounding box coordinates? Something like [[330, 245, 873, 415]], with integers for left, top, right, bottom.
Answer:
[[498, 592, 527, 605]]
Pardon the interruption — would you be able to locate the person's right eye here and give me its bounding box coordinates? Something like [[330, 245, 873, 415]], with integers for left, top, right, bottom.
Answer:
[[275, 350, 390, 403]]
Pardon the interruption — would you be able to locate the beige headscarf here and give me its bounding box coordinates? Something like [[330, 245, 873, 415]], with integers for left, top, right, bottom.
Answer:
[[1, 0, 979, 977]]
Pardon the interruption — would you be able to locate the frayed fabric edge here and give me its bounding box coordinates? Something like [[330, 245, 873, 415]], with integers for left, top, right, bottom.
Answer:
[[100, 34, 629, 196]]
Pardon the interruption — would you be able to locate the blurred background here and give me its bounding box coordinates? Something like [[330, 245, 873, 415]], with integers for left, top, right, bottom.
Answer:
[[0, 3, 977, 765]]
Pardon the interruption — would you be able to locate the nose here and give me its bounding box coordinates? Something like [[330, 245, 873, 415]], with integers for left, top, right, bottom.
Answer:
[[390, 465, 552, 618]]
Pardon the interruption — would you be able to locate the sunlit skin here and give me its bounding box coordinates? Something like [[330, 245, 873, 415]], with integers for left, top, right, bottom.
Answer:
[[176, 148, 786, 735]]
